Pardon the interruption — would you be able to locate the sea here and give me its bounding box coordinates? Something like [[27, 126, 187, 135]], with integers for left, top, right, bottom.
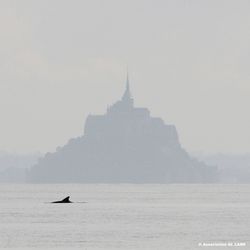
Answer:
[[0, 184, 250, 250]]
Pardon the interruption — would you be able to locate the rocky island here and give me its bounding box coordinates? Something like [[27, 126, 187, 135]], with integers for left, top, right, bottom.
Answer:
[[28, 74, 217, 183]]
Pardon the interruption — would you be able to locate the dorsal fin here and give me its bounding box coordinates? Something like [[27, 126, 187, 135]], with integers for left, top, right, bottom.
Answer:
[[62, 196, 70, 202], [51, 196, 72, 203]]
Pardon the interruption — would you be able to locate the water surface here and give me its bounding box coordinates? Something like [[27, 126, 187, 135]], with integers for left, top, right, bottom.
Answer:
[[0, 184, 249, 249]]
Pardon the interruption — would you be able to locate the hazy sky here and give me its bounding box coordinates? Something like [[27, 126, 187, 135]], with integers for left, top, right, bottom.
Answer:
[[0, 0, 250, 154]]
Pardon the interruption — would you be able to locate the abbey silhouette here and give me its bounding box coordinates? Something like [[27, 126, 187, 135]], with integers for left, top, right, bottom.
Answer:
[[28, 73, 217, 183]]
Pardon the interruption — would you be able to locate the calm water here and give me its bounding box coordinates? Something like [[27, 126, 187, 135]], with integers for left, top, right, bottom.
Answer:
[[0, 184, 250, 250]]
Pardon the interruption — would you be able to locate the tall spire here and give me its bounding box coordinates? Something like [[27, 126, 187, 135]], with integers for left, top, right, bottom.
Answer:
[[121, 68, 133, 107], [106, 68, 134, 114], [122, 69, 132, 101], [126, 69, 130, 96]]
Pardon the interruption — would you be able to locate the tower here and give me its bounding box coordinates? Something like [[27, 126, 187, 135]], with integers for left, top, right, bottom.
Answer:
[[106, 71, 134, 114], [121, 71, 134, 107]]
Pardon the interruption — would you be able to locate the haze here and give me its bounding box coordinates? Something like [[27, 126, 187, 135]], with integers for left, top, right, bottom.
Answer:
[[0, 0, 250, 154]]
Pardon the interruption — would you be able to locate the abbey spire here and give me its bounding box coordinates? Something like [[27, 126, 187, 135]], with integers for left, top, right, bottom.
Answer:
[[106, 70, 134, 114], [122, 71, 133, 107]]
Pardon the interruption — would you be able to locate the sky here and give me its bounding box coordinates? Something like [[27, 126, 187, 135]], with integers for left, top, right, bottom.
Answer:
[[0, 0, 250, 154]]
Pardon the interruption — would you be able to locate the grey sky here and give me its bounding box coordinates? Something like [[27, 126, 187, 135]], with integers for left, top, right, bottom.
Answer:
[[0, 0, 250, 154]]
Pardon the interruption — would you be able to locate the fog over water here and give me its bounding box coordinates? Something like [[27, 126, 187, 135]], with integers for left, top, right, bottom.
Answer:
[[1, 1, 250, 249], [1, 184, 250, 249], [0, 0, 250, 154]]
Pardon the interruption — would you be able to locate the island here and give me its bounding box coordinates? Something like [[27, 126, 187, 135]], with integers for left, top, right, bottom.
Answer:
[[28, 74, 217, 183]]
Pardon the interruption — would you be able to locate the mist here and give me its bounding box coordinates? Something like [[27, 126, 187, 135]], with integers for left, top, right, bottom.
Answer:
[[0, 0, 250, 154]]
